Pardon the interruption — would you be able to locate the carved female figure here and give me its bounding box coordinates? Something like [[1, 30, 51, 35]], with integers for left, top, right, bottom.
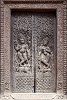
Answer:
[[14, 36, 31, 73], [38, 37, 52, 72]]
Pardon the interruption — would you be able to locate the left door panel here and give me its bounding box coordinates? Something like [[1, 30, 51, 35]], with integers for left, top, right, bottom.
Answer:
[[11, 11, 34, 93]]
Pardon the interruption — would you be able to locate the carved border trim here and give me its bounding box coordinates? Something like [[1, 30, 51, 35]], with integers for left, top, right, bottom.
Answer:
[[3, 3, 64, 94], [3, 0, 64, 4], [63, 0, 67, 95], [0, 0, 4, 94]]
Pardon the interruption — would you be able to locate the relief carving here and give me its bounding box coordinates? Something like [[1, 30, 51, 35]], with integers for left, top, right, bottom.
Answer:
[[12, 12, 56, 93], [38, 37, 53, 73], [1, 95, 15, 100], [14, 35, 31, 73], [11, 12, 34, 92], [1, 94, 66, 100], [52, 95, 66, 99], [5, 83, 9, 90]]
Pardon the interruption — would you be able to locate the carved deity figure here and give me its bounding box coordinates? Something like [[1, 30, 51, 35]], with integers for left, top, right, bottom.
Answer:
[[38, 37, 53, 72], [14, 36, 31, 73]]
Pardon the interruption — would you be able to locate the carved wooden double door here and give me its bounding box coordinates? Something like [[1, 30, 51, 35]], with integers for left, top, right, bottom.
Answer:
[[11, 11, 56, 93]]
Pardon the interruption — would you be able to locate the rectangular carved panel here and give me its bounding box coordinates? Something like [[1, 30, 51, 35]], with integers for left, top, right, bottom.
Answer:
[[34, 13, 56, 92], [11, 11, 56, 93], [11, 11, 34, 93]]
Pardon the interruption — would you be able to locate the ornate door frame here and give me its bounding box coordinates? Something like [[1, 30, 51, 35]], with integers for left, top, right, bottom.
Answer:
[[0, 0, 67, 100]]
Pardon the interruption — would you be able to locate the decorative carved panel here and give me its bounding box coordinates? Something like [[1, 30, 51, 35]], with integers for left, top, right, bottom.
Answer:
[[11, 12, 34, 93], [35, 13, 56, 93], [11, 11, 56, 93]]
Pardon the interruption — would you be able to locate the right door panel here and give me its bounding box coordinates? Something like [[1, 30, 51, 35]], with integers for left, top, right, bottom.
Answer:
[[34, 12, 57, 93]]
